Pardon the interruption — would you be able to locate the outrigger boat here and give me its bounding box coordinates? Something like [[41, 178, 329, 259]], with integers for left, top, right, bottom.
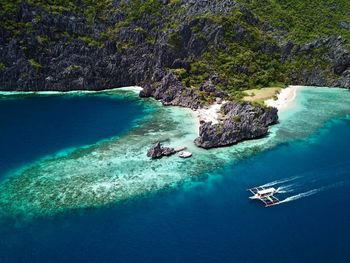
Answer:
[[248, 186, 281, 207], [177, 151, 192, 158]]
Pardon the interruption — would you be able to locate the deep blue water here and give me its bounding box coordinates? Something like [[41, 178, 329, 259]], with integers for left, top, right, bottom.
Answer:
[[0, 95, 145, 176], [1, 96, 350, 263]]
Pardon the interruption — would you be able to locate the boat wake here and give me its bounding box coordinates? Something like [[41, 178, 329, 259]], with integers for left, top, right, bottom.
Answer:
[[260, 176, 300, 188], [259, 163, 350, 206], [276, 184, 295, 193], [280, 180, 350, 204], [279, 188, 323, 204]]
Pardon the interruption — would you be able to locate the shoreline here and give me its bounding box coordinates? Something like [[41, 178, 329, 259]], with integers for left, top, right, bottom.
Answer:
[[190, 86, 302, 137], [265, 85, 301, 110], [191, 100, 227, 134], [0, 85, 300, 140], [0, 86, 143, 96], [194, 101, 226, 125], [191, 86, 302, 127]]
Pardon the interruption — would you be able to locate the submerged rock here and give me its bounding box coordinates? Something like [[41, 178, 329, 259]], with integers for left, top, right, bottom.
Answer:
[[194, 102, 278, 148], [147, 142, 176, 159]]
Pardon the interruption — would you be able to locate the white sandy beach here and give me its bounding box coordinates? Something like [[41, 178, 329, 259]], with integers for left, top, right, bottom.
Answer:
[[265, 85, 301, 110], [192, 86, 301, 133], [194, 100, 226, 126]]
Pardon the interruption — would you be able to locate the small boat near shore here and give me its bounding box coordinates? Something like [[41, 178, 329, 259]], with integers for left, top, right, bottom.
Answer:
[[177, 151, 192, 158]]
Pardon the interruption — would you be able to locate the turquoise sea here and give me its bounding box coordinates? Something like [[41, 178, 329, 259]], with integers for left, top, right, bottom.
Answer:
[[0, 87, 350, 262]]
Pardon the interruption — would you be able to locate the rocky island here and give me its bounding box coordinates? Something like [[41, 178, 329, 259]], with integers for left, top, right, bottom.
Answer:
[[194, 101, 278, 148], [1, 0, 350, 148], [147, 142, 176, 159]]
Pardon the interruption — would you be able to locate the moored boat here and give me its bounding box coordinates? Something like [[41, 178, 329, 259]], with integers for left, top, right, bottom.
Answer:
[[177, 151, 192, 158]]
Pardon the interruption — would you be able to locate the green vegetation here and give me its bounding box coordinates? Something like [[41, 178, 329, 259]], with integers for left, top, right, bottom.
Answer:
[[28, 59, 42, 69], [233, 115, 241, 122], [99, 0, 163, 45], [1, 0, 20, 14], [78, 36, 102, 48], [175, 9, 289, 96], [172, 68, 188, 80], [65, 65, 81, 72], [169, 0, 350, 97], [243, 87, 282, 103], [120, 0, 162, 22], [0, 0, 116, 35], [239, 0, 350, 43], [36, 35, 49, 46], [25, 0, 115, 22]]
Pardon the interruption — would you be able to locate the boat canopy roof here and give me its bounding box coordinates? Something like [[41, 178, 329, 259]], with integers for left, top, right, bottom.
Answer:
[[257, 187, 276, 195]]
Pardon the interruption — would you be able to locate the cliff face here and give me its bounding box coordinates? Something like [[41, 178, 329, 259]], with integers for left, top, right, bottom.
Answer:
[[140, 72, 202, 109], [1, 0, 350, 93], [194, 102, 278, 148], [0, 2, 148, 91]]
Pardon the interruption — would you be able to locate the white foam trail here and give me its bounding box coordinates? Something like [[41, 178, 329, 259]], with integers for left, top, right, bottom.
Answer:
[[260, 176, 300, 188], [279, 188, 323, 203], [277, 184, 295, 193], [279, 179, 350, 204], [278, 190, 294, 193]]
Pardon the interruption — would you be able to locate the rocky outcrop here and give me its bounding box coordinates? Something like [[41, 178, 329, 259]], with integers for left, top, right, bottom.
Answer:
[[194, 102, 278, 148], [147, 142, 176, 159], [140, 72, 202, 109], [289, 36, 350, 88], [199, 74, 227, 99]]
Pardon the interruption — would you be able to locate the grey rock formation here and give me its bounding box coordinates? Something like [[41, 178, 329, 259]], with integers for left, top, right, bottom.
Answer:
[[199, 74, 227, 99], [194, 102, 278, 148], [147, 142, 176, 159], [140, 72, 202, 109], [290, 36, 350, 88], [1, 2, 350, 91]]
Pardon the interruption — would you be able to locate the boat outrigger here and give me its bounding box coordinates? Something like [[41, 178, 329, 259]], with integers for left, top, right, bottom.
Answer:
[[248, 186, 281, 207]]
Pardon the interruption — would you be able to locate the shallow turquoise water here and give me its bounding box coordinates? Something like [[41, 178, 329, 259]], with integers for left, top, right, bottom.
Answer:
[[0, 87, 350, 262]]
